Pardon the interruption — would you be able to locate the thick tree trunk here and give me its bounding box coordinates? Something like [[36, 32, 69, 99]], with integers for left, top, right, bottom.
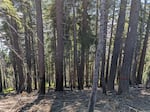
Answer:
[[108, 0, 127, 91], [88, 0, 106, 111], [131, 1, 147, 85], [118, 0, 140, 94], [35, 0, 45, 94], [55, 0, 64, 91]]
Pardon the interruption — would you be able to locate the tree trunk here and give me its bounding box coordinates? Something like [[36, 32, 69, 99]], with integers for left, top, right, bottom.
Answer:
[[35, 0, 45, 94], [137, 11, 150, 84], [0, 70, 2, 92], [105, 0, 116, 83], [78, 0, 88, 90], [131, 0, 147, 85], [23, 11, 32, 93], [9, 19, 25, 93], [73, 0, 77, 89], [95, 0, 99, 37], [55, 0, 64, 91], [100, 0, 109, 94], [85, 51, 89, 87], [118, 0, 140, 94], [9, 41, 18, 92], [88, 0, 106, 111], [108, 0, 127, 91], [32, 35, 37, 90], [32, 36, 37, 90], [64, 57, 67, 88]]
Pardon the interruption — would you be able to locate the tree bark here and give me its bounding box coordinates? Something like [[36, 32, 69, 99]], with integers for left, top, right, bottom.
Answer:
[[0, 70, 2, 92], [55, 0, 64, 91], [137, 11, 150, 84], [118, 0, 140, 94], [131, 0, 147, 85], [73, 0, 77, 89], [105, 0, 116, 83], [100, 0, 109, 94], [88, 0, 106, 111], [23, 10, 32, 93], [85, 51, 89, 87], [9, 19, 25, 93], [35, 0, 45, 94], [108, 0, 127, 91]]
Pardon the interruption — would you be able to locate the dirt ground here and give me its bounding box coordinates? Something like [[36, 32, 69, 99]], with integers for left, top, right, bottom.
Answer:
[[0, 87, 150, 112]]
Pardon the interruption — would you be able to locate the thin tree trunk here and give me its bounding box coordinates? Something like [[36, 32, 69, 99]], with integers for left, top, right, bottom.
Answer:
[[86, 51, 89, 87], [105, 0, 116, 83], [95, 0, 99, 37], [88, 0, 106, 111], [137, 11, 150, 84], [10, 39, 18, 91], [23, 12, 32, 93], [64, 57, 67, 88], [100, 0, 109, 94], [26, 3, 37, 90], [0, 70, 2, 92], [52, 27, 56, 86], [31, 36, 37, 90], [73, 0, 77, 89], [68, 53, 73, 90]]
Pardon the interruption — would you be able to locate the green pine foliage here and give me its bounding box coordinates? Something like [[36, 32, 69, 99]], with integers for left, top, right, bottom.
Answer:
[[0, 0, 21, 27]]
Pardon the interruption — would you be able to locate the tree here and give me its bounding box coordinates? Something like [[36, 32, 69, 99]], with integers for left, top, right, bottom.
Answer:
[[22, 2, 32, 93], [137, 11, 150, 84], [108, 0, 127, 92], [131, 0, 147, 85], [0, 69, 2, 92], [100, 0, 110, 94], [118, 0, 140, 94], [55, 0, 64, 91], [77, 0, 88, 90], [105, 0, 116, 83], [88, 0, 106, 111], [73, 0, 77, 89], [35, 0, 45, 94], [8, 18, 25, 93]]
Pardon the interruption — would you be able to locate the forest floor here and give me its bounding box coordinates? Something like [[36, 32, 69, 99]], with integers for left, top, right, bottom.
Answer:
[[0, 86, 150, 112]]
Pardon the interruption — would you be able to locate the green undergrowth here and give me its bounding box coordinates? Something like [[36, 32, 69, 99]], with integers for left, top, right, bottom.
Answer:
[[45, 82, 55, 89], [3, 87, 14, 94]]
